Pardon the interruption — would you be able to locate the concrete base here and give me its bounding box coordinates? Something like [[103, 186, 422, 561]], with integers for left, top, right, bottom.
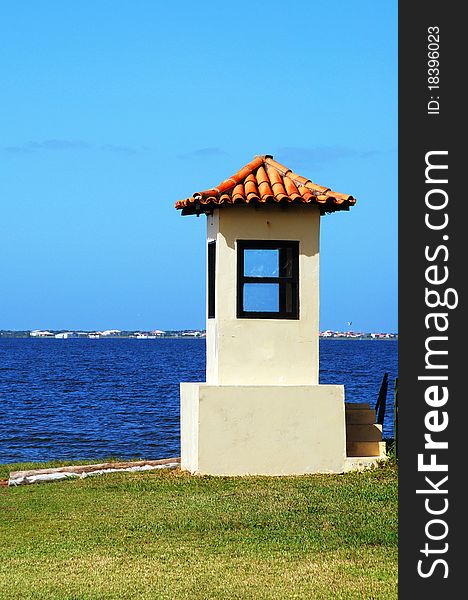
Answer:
[[180, 383, 346, 475], [344, 456, 385, 472]]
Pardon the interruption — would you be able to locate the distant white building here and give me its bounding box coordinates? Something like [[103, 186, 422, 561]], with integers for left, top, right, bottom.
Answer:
[[134, 333, 157, 339], [30, 330, 54, 337], [54, 332, 79, 339], [100, 329, 121, 336]]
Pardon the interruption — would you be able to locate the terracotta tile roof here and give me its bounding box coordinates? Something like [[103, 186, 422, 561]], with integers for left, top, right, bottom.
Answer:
[[175, 155, 356, 215]]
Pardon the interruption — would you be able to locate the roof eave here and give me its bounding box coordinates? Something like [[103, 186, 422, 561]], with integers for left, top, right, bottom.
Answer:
[[178, 198, 354, 216]]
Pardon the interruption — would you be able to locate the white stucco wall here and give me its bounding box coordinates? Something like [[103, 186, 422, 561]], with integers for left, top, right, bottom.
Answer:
[[180, 383, 346, 475], [179, 382, 199, 473], [206, 205, 320, 385]]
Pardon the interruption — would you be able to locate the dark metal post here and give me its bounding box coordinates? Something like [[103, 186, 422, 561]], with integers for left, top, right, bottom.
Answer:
[[394, 377, 398, 459], [375, 372, 389, 426]]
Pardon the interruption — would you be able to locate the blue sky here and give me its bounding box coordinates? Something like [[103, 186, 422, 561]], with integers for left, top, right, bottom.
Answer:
[[0, 1, 397, 332]]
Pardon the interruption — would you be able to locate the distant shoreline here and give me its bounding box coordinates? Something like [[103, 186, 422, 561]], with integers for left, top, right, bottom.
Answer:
[[0, 334, 398, 341], [319, 337, 398, 341]]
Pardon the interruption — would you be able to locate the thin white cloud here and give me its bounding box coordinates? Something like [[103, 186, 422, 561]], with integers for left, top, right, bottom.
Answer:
[[276, 145, 383, 167], [100, 144, 149, 155], [4, 140, 149, 154], [177, 147, 227, 160], [5, 139, 90, 153]]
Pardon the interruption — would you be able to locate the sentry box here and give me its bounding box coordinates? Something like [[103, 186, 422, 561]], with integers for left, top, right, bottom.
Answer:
[[175, 155, 384, 474]]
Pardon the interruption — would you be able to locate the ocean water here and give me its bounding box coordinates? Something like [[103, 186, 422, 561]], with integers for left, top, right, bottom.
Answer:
[[0, 338, 397, 463]]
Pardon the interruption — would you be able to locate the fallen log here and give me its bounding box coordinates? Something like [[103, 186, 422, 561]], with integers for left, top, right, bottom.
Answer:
[[8, 457, 181, 486]]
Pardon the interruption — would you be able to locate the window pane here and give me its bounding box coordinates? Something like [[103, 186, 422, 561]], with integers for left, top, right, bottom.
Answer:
[[208, 241, 216, 318], [279, 282, 296, 313], [244, 249, 279, 277], [243, 283, 279, 312], [278, 247, 294, 277]]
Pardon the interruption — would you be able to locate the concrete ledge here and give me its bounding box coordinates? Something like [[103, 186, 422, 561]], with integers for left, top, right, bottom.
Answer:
[[344, 457, 382, 472], [345, 409, 377, 424], [346, 423, 383, 442], [181, 383, 346, 475], [346, 440, 387, 458], [8, 458, 180, 486]]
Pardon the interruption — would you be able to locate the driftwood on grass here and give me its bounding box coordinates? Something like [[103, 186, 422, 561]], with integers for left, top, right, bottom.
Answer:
[[8, 457, 181, 486]]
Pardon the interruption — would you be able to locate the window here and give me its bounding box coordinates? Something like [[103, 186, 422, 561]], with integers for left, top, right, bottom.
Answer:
[[208, 241, 216, 318], [237, 240, 299, 319]]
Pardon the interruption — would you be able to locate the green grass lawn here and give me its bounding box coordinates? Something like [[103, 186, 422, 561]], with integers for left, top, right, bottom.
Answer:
[[0, 461, 397, 600]]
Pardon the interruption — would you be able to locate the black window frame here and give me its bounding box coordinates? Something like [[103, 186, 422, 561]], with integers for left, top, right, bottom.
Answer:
[[236, 240, 299, 319], [207, 241, 216, 319]]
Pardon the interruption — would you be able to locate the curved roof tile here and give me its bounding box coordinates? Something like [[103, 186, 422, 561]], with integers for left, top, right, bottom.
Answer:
[[175, 155, 356, 215]]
